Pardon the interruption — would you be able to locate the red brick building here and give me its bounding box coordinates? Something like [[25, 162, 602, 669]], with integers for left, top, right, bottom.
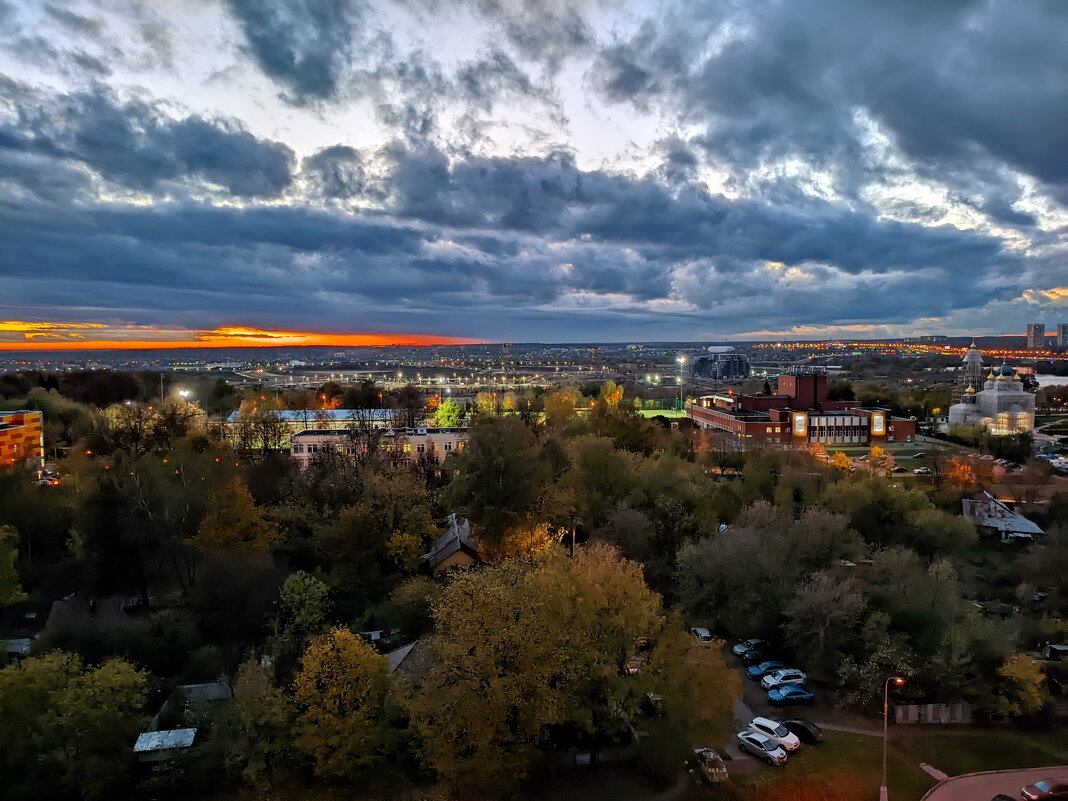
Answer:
[[686, 374, 917, 447], [0, 411, 44, 468]]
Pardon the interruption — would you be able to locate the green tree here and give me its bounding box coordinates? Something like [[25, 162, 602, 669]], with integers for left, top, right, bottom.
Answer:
[[443, 416, 549, 543], [277, 570, 332, 639], [0, 651, 148, 800], [192, 476, 278, 554], [434, 397, 463, 427], [0, 524, 26, 607], [783, 572, 867, 677], [292, 627, 394, 780]]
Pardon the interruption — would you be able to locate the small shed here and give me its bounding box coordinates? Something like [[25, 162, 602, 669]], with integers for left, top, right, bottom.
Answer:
[[133, 728, 197, 761], [962, 493, 1044, 543], [421, 514, 480, 573]]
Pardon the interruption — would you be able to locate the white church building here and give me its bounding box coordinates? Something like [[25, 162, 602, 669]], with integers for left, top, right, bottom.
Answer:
[[948, 363, 1035, 435]]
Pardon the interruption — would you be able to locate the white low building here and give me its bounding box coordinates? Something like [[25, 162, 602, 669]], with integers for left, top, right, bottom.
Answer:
[[290, 427, 468, 469]]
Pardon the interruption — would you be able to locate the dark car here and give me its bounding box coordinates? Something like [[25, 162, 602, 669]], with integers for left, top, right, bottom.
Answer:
[[767, 684, 815, 706], [1023, 778, 1068, 800], [741, 647, 770, 665], [781, 718, 823, 744], [732, 638, 768, 656], [746, 660, 786, 681]]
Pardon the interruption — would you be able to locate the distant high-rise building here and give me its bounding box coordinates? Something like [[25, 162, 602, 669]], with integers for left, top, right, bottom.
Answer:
[[1027, 323, 1046, 350], [690, 346, 750, 381], [1059, 323, 1068, 348]]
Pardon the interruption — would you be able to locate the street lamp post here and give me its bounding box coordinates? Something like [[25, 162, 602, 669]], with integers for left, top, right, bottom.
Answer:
[[676, 356, 687, 412], [881, 676, 906, 801]]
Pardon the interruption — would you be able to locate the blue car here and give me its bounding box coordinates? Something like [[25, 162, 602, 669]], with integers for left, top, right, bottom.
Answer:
[[746, 660, 786, 681], [767, 684, 816, 706]]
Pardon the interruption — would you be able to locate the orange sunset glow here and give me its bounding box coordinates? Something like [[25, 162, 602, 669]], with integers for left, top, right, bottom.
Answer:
[[0, 323, 476, 351]]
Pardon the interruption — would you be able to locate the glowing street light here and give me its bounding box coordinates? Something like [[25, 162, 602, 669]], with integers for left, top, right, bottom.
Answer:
[[177, 389, 190, 399], [880, 676, 907, 801]]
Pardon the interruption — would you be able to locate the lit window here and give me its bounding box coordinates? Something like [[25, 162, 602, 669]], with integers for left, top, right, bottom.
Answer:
[[766, 426, 773, 433], [403, 443, 412, 453]]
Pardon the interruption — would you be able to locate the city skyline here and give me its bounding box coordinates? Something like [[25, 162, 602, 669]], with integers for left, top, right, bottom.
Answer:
[[1, 1, 1067, 347]]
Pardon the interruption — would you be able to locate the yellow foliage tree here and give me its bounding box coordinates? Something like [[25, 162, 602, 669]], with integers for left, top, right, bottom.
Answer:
[[829, 451, 853, 471], [292, 628, 392, 780], [405, 544, 738, 793], [996, 654, 1048, 717], [482, 522, 564, 560], [192, 476, 278, 554], [866, 445, 896, 477]]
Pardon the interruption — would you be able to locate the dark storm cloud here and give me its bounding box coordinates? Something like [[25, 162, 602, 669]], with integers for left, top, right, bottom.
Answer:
[[593, 0, 1068, 210], [0, 126, 1019, 337], [0, 81, 295, 196], [301, 142, 1009, 286], [225, 0, 366, 103]]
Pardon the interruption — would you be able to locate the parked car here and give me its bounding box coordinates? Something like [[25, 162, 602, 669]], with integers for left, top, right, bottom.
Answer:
[[781, 718, 823, 744], [913, 467, 931, 474], [741, 647, 770, 665], [892, 466, 907, 473], [689, 627, 714, 645], [747, 717, 800, 752], [912, 452, 926, 459], [760, 668, 807, 689], [767, 684, 816, 706], [689, 747, 729, 783], [746, 660, 786, 681], [735, 730, 788, 766], [1023, 778, 1068, 800], [732, 638, 768, 656]]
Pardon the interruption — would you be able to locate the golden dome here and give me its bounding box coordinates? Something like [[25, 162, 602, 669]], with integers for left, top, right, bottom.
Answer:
[[964, 386, 976, 394]]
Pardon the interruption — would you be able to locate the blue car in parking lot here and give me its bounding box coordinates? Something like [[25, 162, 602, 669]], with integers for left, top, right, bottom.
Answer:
[[767, 684, 816, 706], [745, 660, 786, 681]]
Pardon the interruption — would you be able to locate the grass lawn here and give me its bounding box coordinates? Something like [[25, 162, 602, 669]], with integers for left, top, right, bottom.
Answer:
[[638, 408, 687, 418], [897, 727, 1068, 777], [677, 731, 935, 801]]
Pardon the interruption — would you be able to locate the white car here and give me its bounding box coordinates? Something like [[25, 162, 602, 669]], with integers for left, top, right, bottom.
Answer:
[[761, 668, 807, 690], [748, 717, 800, 752], [690, 627, 714, 645], [735, 729, 788, 765], [913, 467, 931, 474]]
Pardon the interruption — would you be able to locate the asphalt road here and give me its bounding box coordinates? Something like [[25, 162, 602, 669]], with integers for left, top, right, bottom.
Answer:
[[922, 767, 1068, 801]]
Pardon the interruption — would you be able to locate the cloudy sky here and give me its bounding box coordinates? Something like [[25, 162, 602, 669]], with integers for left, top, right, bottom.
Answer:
[[1, 0, 1066, 348]]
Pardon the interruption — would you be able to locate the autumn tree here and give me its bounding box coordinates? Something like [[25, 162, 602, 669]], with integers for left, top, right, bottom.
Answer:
[[544, 386, 581, 427], [995, 654, 1048, 718], [0, 524, 26, 608], [220, 660, 295, 789], [828, 450, 853, 471], [406, 545, 737, 793], [292, 628, 395, 781], [192, 476, 278, 554], [865, 445, 896, 477], [318, 468, 436, 601]]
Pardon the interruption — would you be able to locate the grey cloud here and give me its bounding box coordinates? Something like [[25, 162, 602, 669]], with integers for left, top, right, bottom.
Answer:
[[225, 0, 366, 103], [593, 0, 1068, 214], [0, 82, 295, 197]]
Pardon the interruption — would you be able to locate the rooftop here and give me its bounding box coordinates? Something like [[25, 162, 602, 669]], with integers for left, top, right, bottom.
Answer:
[[133, 728, 197, 753]]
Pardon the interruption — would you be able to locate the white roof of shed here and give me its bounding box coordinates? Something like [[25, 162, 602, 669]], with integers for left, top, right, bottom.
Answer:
[[133, 728, 197, 753]]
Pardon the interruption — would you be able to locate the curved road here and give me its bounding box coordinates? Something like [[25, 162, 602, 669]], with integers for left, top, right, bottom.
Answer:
[[922, 767, 1068, 801]]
